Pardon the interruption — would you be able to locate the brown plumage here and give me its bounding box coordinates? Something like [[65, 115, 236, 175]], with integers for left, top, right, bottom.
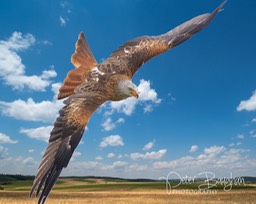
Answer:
[[30, 1, 227, 203]]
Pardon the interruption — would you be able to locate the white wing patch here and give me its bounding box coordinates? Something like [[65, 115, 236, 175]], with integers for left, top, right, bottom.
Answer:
[[91, 67, 105, 82]]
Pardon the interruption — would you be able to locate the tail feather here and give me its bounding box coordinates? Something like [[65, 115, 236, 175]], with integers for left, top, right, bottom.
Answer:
[[57, 32, 98, 100]]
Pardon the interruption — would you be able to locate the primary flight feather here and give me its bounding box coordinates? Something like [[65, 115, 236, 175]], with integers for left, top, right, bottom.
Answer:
[[30, 1, 227, 203]]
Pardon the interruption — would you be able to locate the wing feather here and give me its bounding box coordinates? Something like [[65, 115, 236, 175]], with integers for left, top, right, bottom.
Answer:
[[30, 93, 107, 204], [101, 1, 226, 77]]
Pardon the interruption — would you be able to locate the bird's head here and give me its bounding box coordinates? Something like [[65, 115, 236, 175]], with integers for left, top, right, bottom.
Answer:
[[115, 79, 139, 101]]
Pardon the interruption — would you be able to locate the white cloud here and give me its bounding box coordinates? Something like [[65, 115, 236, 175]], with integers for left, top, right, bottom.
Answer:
[[59, 1, 71, 27], [237, 90, 256, 111], [237, 134, 244, 139], [110, 97, 137, 116], [20, 126, 53, 142], [167, 93, 176, 103], [107, 152, 116, 158], [71, 151, 82, 161], [101, 117, 125, 131], [153, 146, 255, 177], [0, 97, 63, 123], [112, 161, 128, 169], [28, 149, 35, 153], [67, 161, 100, 171], [95, 156, 103, 161], [101, 118, 115, 131], [130, 149, 167, 160], [128, 163, 148, 171], [252, 118, 256, 123], [40, 40, 53, 46], [108, 79, 161, 116], [204, 145, 226, 155], [229, 142, 242, 147], [0, 132, 18, 144], [0, 155, 39, 174], [1, 32, 35, 50], [1, 144, 255, 178], [138, 79, 161, 103], [73, 151, 82, 158], [99, 135, 124, 148], [59, 16, 66, 26], [189, 145, 199, 153], [0, 32, 57, 91], [0, 83, 64, 123], [117, 118, 125, 123], [143, 140, 155, 151], [249, 130, 256, 138], [51, 82, 62, 99], [21, 156, 37, 166], [0, 146, 8, 159]]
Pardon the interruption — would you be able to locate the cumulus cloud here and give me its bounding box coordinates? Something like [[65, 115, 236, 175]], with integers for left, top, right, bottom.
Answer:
[[99, 135, 124, 148], [0, 98, 63, 123], [0, 32, 57, 91], [153, 145, 254, 177], [138, 79, 161, 103], [101, 117, 125, 131], [236, 134, 244, 139], [0, 132, 18, 144], [20, 156, 37, 166], [189, 145, 199, 153], [153, 145, 256, 176], [143, 140, 155, 151], [110, 98, 136, 116], [237, 90, 256, 111], [0, 83, 64, 123], [128, 163, 148, 171], [67, 161, 100, 171], [112, 161, 128, 169], [249, 130, 256, 138], [0, 146, 8, 159], [73, 151, 82, 158], [108, 79, 161, 116], [95, 156, 103, 161], [204, 145, 226, 155], [229, 142, 242, 147], [28, 149, 35, 153], [107, 152, 116, 158], [20, 126, 53, 142], [130, 149, 167, 160], [0, 155, 39, 174], [71, 151, 82, 161]]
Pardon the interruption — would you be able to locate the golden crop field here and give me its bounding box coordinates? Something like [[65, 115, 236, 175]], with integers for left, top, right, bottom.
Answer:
[[0, 177, 256, 204], [1, 189, 256, 204]]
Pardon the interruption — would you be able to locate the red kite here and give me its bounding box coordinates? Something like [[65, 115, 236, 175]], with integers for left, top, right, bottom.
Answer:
[[30, 1, 227, 203]]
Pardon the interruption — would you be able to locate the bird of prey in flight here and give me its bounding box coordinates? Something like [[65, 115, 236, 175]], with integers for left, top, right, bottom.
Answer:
[[30, 1, 227, 203]]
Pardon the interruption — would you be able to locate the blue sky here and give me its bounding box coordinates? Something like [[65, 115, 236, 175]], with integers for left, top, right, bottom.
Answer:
[[0, 0, 256, 179]]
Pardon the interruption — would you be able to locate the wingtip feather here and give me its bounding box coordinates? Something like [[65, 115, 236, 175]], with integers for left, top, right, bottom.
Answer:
[[213, 0, 227, 14]]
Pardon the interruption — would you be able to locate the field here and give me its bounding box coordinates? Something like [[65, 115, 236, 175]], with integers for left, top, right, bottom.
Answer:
[[0, 176, 256, 204]]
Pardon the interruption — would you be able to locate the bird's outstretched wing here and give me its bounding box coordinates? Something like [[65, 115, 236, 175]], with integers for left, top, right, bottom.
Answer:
[[30, 91, 107, 204], [101, 0, 226, 78], [58, 32, 98, 99]]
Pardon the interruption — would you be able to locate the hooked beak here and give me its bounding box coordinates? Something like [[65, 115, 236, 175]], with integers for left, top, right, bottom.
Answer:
[[131, 90, 140, 99]]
